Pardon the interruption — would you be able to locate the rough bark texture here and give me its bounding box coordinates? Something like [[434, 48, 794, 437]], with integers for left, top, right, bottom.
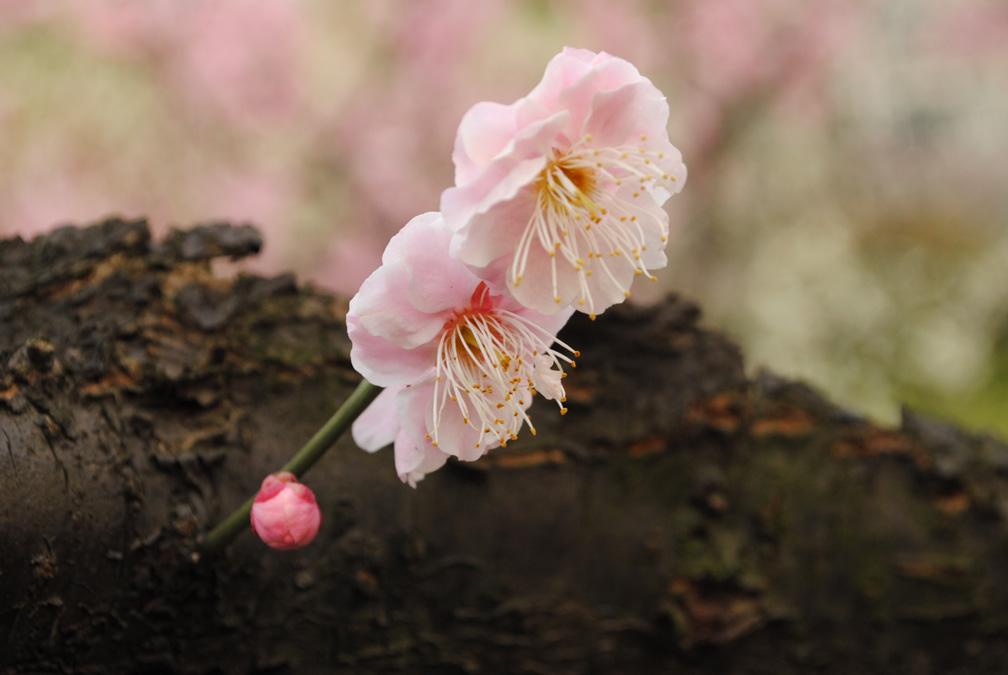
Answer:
[[2, 219, 1008, 674]]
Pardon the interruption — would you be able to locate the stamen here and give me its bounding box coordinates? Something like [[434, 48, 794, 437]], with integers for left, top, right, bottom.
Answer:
[[509, 136, 676, 311], [430, 284, 576, 449]]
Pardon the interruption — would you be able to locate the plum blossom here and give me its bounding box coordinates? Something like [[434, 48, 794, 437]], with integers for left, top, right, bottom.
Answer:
[[441, 47, 687, 318], [250, 472, 322, 550], [348, 212, 576, 486]]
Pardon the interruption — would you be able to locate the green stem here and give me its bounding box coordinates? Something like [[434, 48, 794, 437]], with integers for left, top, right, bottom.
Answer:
[[196, 379, 383, 559]]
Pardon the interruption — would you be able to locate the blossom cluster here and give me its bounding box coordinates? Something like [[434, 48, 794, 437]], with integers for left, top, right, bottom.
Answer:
[[349, 47, 686, 486]]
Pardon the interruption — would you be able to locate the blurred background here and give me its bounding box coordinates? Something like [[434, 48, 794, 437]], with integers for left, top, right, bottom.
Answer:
[[1, 0, 1005, 436]]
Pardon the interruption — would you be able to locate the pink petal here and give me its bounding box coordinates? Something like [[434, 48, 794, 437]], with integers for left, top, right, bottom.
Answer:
[[397, 213, 482, 313], [453, 100, 520, 185], [503, 241, 583, 315], [448, 189, 536, 270], [582, 80, 669, 147], [442, 111, 569, 233], [394, 429, 448, 488], [350, 260, 448, 349], [552, 57, 645, 136], [531, 354, 565, 401], [528, 47, 601, 111], [422, 386, 493, 462], [579, 251, 637, 313], [380, 211, 442, 266], [393, 383, 451, 482], [351, 385, 403, 452], [347, 313, 436, 386], [507, 302, 575, 342]]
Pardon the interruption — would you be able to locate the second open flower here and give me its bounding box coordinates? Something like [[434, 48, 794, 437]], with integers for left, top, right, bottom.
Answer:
[[347, 212, 578, 486]]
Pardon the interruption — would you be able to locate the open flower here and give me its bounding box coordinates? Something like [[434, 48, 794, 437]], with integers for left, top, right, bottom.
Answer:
[[441, 47, 687, 318], [348, 212, 576, 486], [250, 472, 322, 550]]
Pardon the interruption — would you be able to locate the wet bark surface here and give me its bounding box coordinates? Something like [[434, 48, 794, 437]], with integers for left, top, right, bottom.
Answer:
[[3, 219, 1008, 674]]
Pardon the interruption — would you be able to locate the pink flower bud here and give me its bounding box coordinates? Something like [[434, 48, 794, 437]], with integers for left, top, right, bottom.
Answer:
[[250, 472, 321, 550]]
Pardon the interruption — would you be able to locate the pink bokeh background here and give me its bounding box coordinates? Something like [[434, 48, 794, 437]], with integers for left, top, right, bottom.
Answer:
[[2, 0, 1006, 433]]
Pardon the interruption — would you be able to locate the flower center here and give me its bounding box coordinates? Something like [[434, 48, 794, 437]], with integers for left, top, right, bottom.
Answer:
[[430, 283, 576, 451], [537, 155, 598, 202], [511, 133, 677, 316]]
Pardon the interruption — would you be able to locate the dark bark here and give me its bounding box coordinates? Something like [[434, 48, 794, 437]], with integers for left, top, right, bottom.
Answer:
[[2, 219, 1008, 674]]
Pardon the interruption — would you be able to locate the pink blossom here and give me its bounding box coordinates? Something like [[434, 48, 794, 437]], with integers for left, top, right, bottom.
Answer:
[[440, 47, 687, 318], [250, 472, 322, 550], [348, 212, 576, 486]]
